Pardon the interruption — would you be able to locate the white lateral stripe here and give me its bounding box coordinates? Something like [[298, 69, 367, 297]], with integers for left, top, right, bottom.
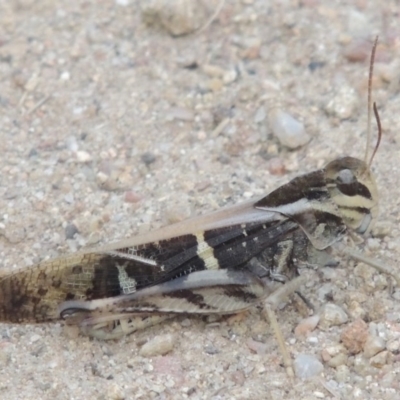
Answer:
[[105, 250, 158, 266], [195, 232, 220, 270], [257, 197, 310, 216]]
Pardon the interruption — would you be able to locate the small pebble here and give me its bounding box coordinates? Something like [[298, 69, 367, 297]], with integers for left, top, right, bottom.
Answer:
[[347, 300, 367, 320], [246, 338, 268, 355], [207, 78, 223, 92], [294, 315, 320, 337], [386, 339, 400, 353], [64, 192, 75, 204], [142, 0, 211, 36], [366, 238, 381, 251], [307, 336, 319, 345], [254, 106, 267, 123], [76, 150, 92, 163], [319, 303, 348, 329], [353, 263, 375, 286], [268, 108, 310, 149], [4, 226, 26, 244], [267, 157, 286, 176], [124, 191, 142, 203], [340, 318, 368, 354], [350, 387, 369, 400], [371, 221, 392, 238], [231, 370, 246, 385], [66, 136, 79, 152], [343, 38, 371, 62], [324, 344, 346, 357], [327, 353, 348, 368], [316, 283, 336, 302], [165, 201, 192, 224], [294, 354, 324, 379], [0, 343, 12, 367], [106, 382, 125, 400], [180, 318, 191, 327], [325, 85, 359, 120], [63, 325, 80, 339], [335, 365, 350, 383], [202, 64, 225, 77], [369, 350, 389, 368], [60, 71, 70, 81], [141, 152, 157, 166], [65, 223, 79, 239], [30, 334, 42, 343], [353, 353, 370, 376], [377, 62, 397, 84], [223, 69, 238, 84], [204, 345, 219, 355], [321, 349, 331, 363], [363, 335, 386, 358], [166, 106, 194, 122], [139, 334, 175, 357]]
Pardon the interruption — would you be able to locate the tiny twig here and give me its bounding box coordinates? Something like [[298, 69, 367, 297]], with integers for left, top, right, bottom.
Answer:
[[25, 94, 51, 115], [195, 0, 225, 36]]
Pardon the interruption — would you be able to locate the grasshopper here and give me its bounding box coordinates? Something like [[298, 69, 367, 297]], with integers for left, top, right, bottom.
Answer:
[[0, 39, 395, 375]]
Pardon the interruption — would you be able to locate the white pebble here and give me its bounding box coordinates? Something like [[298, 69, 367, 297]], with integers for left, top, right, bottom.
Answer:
[[307, 336, 319, 345], [30, 334, 42, 343], [294, 354, 324, 379], [268, 109, 310, 149], [76, 150, 92, 162], [60, 71, 70, 80], [223, 69, 238, 84]]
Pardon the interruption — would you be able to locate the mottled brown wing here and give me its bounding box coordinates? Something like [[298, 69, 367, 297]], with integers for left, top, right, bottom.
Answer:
[[0, 200, 293, 324]]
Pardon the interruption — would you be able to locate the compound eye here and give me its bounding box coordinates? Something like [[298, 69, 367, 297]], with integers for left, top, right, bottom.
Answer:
[[337, 168, 354, 184]]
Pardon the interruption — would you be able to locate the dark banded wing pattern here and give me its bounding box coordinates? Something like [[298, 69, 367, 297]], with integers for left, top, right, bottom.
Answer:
[[61, 270, 268, 318], [60, 270, 271, 340], [0, 217, 298, 323]]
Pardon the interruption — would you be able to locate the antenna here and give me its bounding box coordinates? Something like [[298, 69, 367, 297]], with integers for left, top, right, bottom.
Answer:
[[368, 101, 382, 168], [364, 36, 379, 164]]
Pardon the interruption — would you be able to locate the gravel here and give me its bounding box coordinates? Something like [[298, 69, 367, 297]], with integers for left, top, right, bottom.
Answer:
[[1, 1, 400, 399]]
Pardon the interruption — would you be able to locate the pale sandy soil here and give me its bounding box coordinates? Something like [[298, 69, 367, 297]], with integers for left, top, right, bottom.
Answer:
[[1, 1, 400, 399]]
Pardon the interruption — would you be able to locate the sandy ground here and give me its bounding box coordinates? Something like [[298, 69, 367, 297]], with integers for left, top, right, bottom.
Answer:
[[1, 1, 400, 399]]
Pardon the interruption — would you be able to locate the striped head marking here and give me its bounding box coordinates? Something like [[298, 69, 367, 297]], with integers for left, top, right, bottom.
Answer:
[[325, 156, 378, 235]]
